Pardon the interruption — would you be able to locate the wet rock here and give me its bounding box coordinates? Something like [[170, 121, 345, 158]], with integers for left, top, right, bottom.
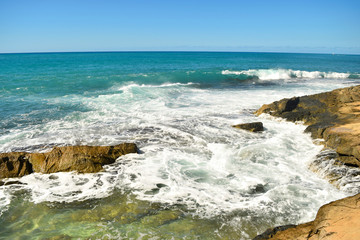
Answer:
[[0, 143, 138, 178], [0, 152, 33, 178], [29, 143, 138, 174], [254, 193, 360, 240], [249, 184, 266, 194], [232, 122, 264, 132], [156, 183, 168, 189], [0, 180, 24, 186], [253, 224, 297, 240], [304, 122, 335, 139]]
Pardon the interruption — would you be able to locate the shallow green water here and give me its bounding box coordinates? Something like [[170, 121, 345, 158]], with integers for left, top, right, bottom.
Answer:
[[1, 188, 283, 239]]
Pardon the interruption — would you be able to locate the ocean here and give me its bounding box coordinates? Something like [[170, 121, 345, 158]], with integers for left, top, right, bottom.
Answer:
[[0, 52, 359, 239]]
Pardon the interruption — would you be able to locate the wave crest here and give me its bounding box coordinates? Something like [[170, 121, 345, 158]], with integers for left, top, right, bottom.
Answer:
[[117, 82, 195, 92], [221, 69, 354, 80]]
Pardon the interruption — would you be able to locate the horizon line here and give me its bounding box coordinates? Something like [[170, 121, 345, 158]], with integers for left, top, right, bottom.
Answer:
[[1, 50, 359, 56]]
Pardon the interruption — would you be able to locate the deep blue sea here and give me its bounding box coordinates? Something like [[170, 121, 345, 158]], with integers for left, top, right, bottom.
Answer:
[[0, 52, 360, 239]]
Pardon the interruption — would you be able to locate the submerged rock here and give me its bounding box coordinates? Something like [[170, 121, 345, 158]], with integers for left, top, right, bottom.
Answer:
[[0, 143, 137, 179], [232, 122, 264, 132], [140, 210, 183, 226], [44, 235, 72, 240], [254, 193, 360, 240]]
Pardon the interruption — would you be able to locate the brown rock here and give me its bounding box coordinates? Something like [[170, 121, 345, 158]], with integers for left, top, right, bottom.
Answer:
[[0, 143, 138, 178], [254, 193, 360, 240], [0, 152, 33, 178], [29, 143, 138, 174], [232, 122, 264, 132]]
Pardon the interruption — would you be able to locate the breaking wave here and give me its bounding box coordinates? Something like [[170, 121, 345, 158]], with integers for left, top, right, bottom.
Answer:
[[221, 69, 358, 81]]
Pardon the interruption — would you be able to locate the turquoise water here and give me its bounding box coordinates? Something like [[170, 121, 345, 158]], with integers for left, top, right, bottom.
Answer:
[[1, 52, 359, 134], [0, 52, 360, 239]]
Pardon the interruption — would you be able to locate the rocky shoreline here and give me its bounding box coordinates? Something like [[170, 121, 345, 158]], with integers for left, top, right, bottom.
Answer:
[[1, 85, 359, 239], [254, 85, 360, 239], [256, 84, 360, 168]]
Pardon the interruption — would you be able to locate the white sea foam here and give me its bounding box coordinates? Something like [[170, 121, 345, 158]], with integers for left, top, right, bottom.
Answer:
[[309, 149, 360, 195], [19, 172, 117, 203], [116, 116, 345, 220], [0, 80, 356, 221], [117, 82, 195, 92], [221, 69, 350, 80], [0, 188, 11, 216]]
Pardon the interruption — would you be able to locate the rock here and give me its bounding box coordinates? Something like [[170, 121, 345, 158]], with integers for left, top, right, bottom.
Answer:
[[249, 184, 266, 194], [140, 210, 183, 226], [0, 180, 24, 186], [29, 143, 138, 174], [254, 193, 360, 240], [0, 152, 33, 178], [252, 225, 298, 240], [0, 143, 138, 179], [233, 122, 264, 132], [255, 85, 360, 167]]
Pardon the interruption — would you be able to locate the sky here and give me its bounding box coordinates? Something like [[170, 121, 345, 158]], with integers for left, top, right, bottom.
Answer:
[[0, 0, 359, 54]]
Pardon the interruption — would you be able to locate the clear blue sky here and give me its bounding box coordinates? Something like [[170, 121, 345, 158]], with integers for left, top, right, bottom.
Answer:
[[1, 0, 359, 54]]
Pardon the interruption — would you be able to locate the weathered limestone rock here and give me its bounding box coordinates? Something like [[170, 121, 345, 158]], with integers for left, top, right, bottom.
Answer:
[[254, 193, 360, 240], [232, 122, 264, 132], [0, 152, 33, 178], [255, 85, 360, 167], [0, 143, 138, 179], [29, 143, 138, 174]]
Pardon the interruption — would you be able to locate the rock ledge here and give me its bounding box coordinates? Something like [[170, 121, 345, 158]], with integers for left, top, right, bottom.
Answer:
[[0, 143, 138, 179]]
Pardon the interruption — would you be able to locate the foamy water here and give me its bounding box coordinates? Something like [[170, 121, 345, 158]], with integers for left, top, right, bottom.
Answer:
[[221, 69, 353, 80], [0, 81, 352, 219]]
